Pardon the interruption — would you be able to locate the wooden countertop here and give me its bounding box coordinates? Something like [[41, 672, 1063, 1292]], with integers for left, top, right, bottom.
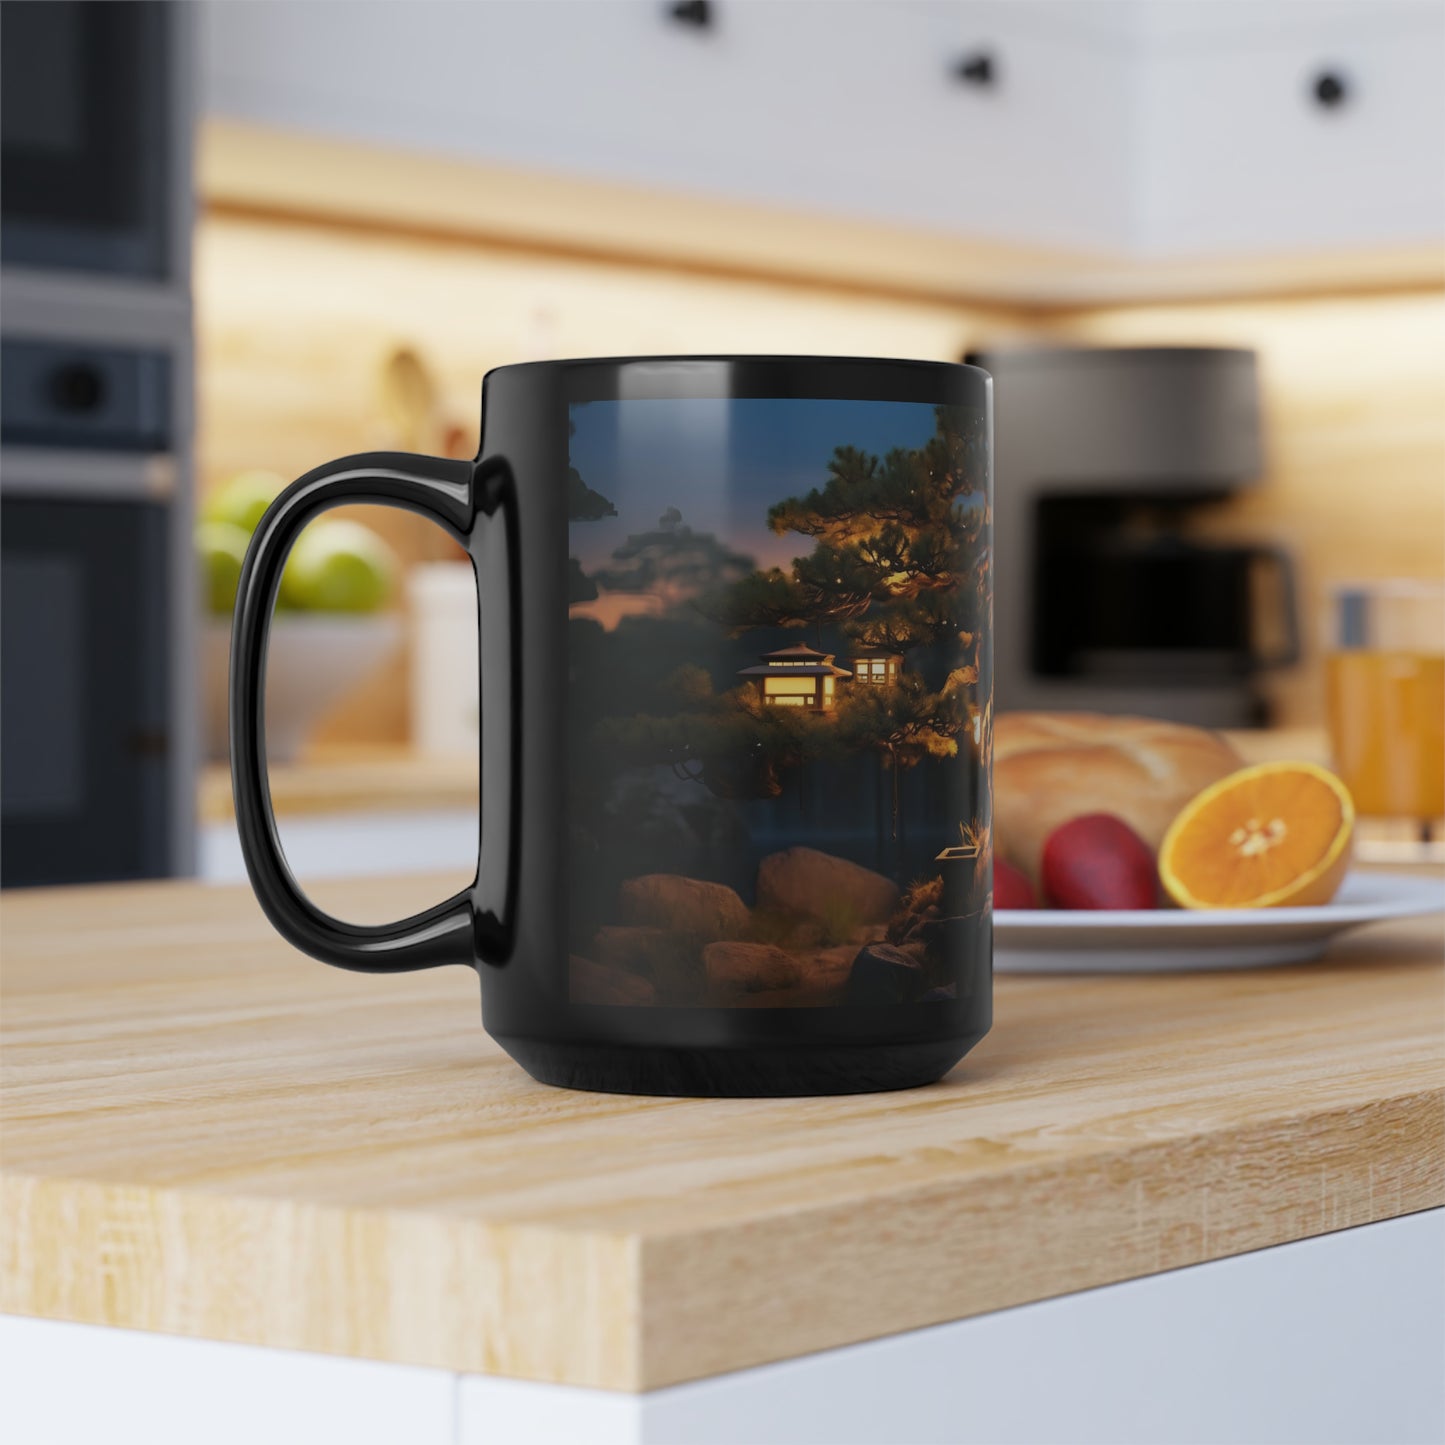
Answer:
[[2, 875, 1441, 1391], [199, 747, 478, 822]]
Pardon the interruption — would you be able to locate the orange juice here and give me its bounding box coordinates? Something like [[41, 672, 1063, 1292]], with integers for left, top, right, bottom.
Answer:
[[1325, 650, 1445, 818]]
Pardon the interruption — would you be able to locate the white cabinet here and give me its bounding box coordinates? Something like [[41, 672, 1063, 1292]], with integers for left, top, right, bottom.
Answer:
[[4, 1213, 1442, 1445], [1136, 0, 1445, 253], [199, 0, 1444, 258], [199, 0, 1132, 249]]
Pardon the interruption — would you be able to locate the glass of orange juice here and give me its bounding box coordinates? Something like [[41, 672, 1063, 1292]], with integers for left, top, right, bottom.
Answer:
[[1325, 582, 1444, 852]]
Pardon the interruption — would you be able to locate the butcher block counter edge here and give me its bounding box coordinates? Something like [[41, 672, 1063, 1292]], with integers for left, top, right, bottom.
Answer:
[[2, 875, 1442, 1392]]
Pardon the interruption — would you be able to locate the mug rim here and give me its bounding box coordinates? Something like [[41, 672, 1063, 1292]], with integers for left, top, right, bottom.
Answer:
[[484, 354, 992, 406], [486, 352, 988, 376]]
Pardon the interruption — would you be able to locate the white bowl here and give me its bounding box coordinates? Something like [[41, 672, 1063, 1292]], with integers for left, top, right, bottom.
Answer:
[[203, 614, 403, 763]]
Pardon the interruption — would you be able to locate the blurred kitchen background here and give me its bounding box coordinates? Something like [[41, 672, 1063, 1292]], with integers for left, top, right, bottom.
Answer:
[[3, 0, 1442, 896]]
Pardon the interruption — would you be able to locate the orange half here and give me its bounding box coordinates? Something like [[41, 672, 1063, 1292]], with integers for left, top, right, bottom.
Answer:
[[1159, 761, 1355, 910]]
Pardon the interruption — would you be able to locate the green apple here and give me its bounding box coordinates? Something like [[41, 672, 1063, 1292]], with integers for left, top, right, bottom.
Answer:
[[279, 519, 396, 613], [196, 521, 250, 615], [203, 470, 285, 535]]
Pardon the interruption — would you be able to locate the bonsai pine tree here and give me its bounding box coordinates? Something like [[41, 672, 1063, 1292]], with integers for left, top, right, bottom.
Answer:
[[592, 509, 753, 612], [701, 405, 991, 847], [834, 670, 970, 847], [705, 405, 987, 673], [567, 418, 616, 603], [576, 405, 990, 865], [700, 566, 817, 635]]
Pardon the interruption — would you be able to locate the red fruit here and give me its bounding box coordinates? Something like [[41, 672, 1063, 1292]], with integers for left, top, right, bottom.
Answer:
[[1042, 814, 1157, 910], [994, 858, 1037, 910]]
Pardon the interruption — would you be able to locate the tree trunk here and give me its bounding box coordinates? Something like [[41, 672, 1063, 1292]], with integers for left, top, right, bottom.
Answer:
[[898, 760, 908, 863], [889, 745, 901, 847], [873, 754, 885, 871]]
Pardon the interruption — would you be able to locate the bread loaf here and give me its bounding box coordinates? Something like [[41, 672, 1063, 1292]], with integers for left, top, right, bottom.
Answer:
[[994, 713, 1242, 881]]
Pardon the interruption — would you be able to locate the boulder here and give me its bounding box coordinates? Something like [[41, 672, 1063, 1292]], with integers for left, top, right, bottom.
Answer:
[[914, 910, 989, 970], [844, 942, 928, 1005], [619, 874, 749, 942], [569, 955, 655, 1006], [704, 941, 801, 997], [917, 984, 958, 1002], [787, 945, 860, 1002], [593, 925, 702, 1003], [757, 848, 899, 925]]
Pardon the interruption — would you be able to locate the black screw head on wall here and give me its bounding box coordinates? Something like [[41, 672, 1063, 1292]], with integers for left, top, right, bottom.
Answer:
[[954, 52, 996, 87], [1312, 69, 1349, 108], [668, 0, 712, 29]]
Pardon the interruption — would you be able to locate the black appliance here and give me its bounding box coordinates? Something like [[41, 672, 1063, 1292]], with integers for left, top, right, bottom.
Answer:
[[1, 1, 193, 886], [970, 345, 1296, 727], [1, 340, 177, 886], [0, 1, 172, 277], [1033, 504, 1298, 687]]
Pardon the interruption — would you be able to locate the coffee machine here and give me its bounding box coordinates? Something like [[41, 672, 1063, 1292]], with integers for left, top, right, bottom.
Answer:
[[970, 346, 1296, 728]]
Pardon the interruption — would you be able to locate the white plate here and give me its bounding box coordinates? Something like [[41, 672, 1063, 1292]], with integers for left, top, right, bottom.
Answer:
[[994, 871, 1445, 973]]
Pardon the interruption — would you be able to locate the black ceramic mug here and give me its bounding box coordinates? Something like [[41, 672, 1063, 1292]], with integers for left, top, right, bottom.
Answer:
[[231, 356, 993, 1096]]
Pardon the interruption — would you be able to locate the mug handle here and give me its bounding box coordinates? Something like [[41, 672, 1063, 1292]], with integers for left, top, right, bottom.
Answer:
[[230, 452, 489, 973], [1248, 544, 1301, 670]]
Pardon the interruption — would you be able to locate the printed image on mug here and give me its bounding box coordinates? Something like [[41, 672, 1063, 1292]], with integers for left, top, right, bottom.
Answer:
[[566, 398, 992, 1007]]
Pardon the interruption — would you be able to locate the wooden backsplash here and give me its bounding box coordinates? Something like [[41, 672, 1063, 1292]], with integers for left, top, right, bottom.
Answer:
[[195, 210, 1444, 740]]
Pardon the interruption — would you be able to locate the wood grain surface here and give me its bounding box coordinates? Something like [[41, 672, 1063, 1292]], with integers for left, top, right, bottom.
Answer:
[[201, 120, 1445, 309], [198, 747, 478, 822], [2, 875, 1441, 1390]]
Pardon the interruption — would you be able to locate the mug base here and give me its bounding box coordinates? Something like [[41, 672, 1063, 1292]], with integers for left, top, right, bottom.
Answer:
[[494, 1033, 987, 1098]]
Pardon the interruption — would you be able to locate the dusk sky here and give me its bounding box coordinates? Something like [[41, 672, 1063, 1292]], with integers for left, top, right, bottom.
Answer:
[[568, 398, 941, 574]]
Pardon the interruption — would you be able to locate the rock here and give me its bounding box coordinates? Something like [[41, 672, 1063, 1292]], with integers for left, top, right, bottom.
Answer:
[[569, 955, 655, 1006], [704, 941, 801, 997], [593, 925, 702, 1003], [915, 910, 989, 970], [619, 874, 749, 942], [757, 848, 899, 925], [787, 945, 859, 1002], [844, 942, 928, 1005]]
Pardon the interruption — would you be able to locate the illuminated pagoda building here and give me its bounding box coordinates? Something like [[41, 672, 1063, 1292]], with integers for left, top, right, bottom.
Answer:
[[739, 643, 852, 711], [849, 652, 903, 685]]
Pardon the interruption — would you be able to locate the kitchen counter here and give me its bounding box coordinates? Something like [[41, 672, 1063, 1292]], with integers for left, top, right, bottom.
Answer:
[[2, 874, 1441, 1398]]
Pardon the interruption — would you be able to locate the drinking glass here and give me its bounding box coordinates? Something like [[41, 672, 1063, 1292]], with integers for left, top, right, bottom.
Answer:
[[1325, 581, 1444, 858]]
